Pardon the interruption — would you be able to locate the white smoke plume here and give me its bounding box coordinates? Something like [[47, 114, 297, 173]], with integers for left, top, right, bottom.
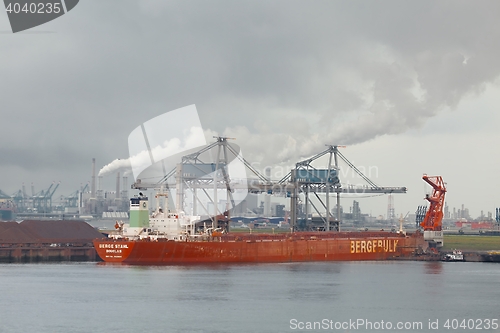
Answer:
[[99, 126, 211, 178], [219, 47, 500, 166], [99, 105, 207, 179], [102, 2, 500, 177], [98, 158, 131, 177]]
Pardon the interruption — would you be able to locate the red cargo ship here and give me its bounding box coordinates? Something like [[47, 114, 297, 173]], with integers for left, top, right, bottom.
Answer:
[[94, 231, 425, 264], [94, 191, 426, 264]]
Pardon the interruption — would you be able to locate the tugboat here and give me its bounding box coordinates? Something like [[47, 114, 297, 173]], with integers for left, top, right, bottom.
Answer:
[[442, 249, 464, 261]]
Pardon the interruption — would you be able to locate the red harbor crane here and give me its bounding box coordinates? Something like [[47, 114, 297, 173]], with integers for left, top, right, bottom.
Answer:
[[420, 175, 446, 248]]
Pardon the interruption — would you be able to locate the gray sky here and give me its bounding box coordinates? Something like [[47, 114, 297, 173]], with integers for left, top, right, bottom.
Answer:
[[1, 0, 500, 218]]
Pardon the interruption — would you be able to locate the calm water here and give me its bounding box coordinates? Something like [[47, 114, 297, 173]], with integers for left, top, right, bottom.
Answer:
[[0, 261, 499, 333]]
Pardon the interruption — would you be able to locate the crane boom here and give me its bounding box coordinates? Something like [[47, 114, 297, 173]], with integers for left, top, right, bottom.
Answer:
[[420, 175, 446, 248]]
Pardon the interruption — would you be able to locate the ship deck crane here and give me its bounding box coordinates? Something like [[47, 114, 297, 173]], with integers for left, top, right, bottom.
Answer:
[[420, 175, 446, 248]]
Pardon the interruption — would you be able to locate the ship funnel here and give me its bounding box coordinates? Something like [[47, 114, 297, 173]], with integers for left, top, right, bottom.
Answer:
[[129, 194, 149, 228]]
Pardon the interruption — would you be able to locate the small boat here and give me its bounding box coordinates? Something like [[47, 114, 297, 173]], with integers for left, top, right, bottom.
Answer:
[[442, 249, 464, 261]]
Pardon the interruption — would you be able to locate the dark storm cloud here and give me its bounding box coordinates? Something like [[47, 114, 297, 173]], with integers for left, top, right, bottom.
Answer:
[[1, 0, 500, 194]]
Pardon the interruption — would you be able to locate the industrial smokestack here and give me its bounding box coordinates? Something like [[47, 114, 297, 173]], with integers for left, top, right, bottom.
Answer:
[[91, 158, 96, 199], [96, 175, 104, 201], [116, 172, 120, 201], [122, 176, 128, 200]]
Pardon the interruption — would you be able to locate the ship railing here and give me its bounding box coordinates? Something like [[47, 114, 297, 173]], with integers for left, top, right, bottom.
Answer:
[[0, 242, 93, 248], [217, 230, 408, 242]]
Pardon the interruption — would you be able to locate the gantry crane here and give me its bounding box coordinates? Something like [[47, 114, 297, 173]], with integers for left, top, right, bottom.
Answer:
[[278, 145, 407, 231], [66, 183, 89, 208], [33, 182, 60, 213], [420, 175, 446, 248]]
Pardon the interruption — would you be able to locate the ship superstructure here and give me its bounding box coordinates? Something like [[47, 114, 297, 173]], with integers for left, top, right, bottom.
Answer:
[[111, 190, 204, 242]]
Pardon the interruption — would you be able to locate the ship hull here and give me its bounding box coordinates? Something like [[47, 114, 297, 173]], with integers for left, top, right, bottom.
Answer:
[[94, 231, 426, 264]]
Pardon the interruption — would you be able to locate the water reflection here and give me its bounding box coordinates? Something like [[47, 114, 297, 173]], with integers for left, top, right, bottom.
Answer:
[[175, 267, 233, 302], [285, 262, 343, 274], [288, 283, 339, 301], [424, 261, 443, 275]]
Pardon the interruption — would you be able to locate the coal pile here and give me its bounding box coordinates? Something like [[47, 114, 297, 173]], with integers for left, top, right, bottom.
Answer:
[[0, 220, 105, 245]]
